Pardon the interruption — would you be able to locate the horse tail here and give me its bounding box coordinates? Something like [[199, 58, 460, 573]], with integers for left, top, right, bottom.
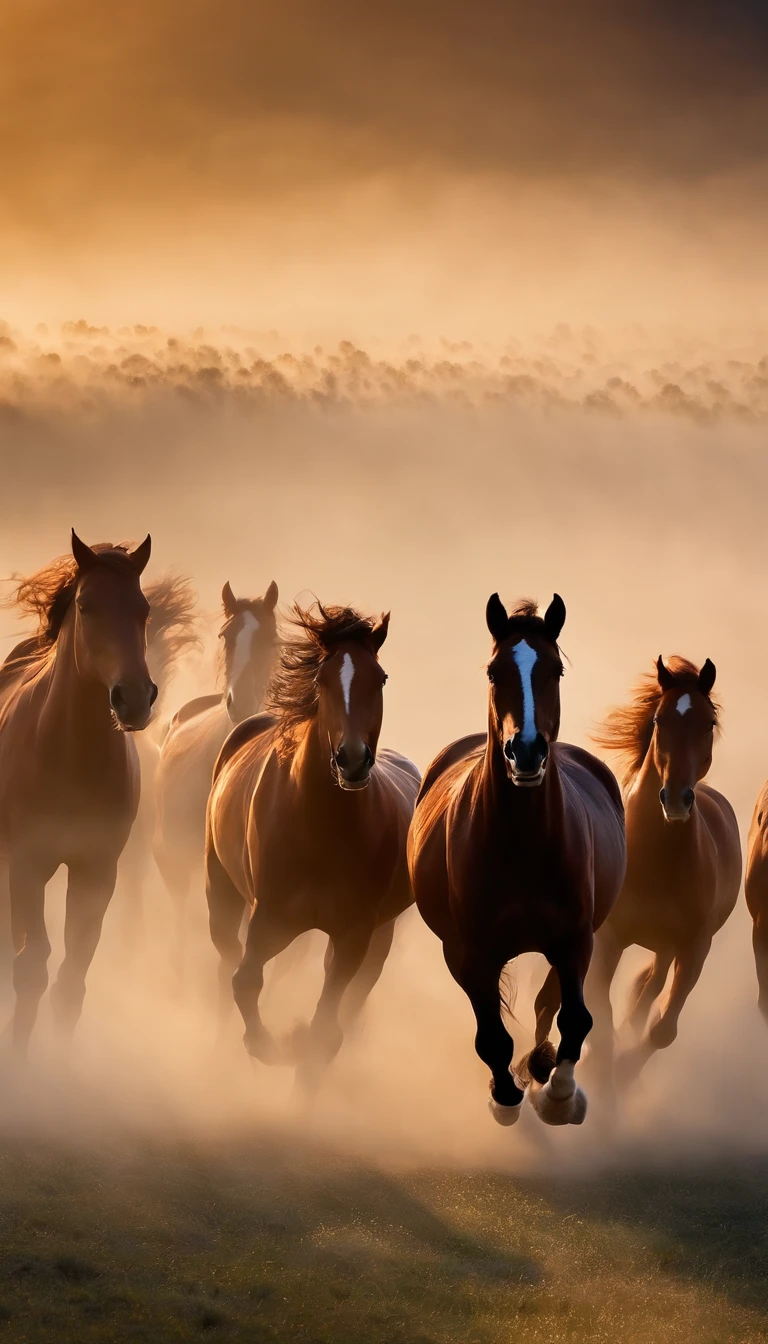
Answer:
[[516, 1040, 557, 1087]]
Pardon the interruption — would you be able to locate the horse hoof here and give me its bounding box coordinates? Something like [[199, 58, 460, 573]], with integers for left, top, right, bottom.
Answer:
[[488, 1093, 524, 1126], [529, 1061, 587, 1126]]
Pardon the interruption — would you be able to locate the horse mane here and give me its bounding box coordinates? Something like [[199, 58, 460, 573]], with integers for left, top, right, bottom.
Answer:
[[2, 543, 139, 647], [265, 601, 381, 759], [593, 656, 721, 787], [144, 575, 201, 698]]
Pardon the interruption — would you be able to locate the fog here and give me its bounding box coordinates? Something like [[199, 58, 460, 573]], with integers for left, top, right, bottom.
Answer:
[[0, 316, 767, 1172]]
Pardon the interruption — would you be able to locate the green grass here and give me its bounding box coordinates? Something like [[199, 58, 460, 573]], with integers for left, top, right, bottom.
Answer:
[[1, 1131, 767, 1343]]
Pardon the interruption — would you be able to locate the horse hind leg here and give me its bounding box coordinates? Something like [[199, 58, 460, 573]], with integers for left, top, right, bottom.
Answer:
[[528, 939, 594, 1127]]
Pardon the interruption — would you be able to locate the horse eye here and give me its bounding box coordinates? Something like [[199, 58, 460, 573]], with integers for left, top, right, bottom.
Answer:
[[487, 671, 495, 684], [77, 601, 91, 615]]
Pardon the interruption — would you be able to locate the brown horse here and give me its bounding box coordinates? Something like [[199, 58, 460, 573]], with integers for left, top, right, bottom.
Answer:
[[588, 656, 741, 1090], [408, 596, 626, 1127], [0, 533, 156, 1050], [206, 602, 420, 1089], [114, 576, 200, 947], [153, 580, 278, 975], [746, 791, 768, 1022]]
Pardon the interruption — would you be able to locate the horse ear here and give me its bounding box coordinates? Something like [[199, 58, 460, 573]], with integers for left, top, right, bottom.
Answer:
[[71, 529, 97, 572], [371, 612, 390, 651], [543, 593, 566, 643], [657, 656, 676, 691], [698, 658, 716, 695], [129, 534, 152, 575], [222, 581, 237, 616], [264, 580, 279, 612], [486, 593, 509, 643]]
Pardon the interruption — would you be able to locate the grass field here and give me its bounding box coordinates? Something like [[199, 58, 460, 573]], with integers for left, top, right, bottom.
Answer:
[[2, 1127, 768, 1344]]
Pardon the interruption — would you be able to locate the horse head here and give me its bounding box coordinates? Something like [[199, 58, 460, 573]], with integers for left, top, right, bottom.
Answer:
[[485, 593, 566, 787], [653, 656, 717, 822]]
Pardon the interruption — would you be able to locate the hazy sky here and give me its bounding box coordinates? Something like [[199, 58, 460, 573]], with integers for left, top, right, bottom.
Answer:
[[1, 4, 767, 328]]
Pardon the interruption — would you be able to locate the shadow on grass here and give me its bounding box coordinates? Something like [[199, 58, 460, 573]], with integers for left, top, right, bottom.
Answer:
[[521, 1153, 768, 1315]]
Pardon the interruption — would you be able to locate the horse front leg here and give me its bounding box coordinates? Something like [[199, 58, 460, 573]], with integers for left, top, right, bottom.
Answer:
[[529, 931, 593, 1127], [231, 901, 297, 1064], [49, 857, 118, 1034], [8, 856, 57, 1054], [444, 940, 525, 1126], [614, 934, 711, 1088], [294, 920, 374, 1094]]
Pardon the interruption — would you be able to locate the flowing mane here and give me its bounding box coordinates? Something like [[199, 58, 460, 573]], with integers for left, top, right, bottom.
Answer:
[[3, 543, 139, 646], [144, 575, 201, 700], [1, 547, 199, 701], [593, 656, 721, 787], [266, 601, 382, 759]]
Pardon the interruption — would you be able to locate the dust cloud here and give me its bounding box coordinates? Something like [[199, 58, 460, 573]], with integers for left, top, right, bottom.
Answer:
[[1, 317, 767, 1174]]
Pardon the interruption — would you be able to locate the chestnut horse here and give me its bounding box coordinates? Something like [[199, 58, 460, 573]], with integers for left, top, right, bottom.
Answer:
[[746, 790, 768, 1022], [153, 580, 278, 975], [0, 533, 156, 1050], [588, 657, 741, 1089], [408, 596, 626, 1127], [114, 576, 200, 946], [206, 603, 420, 1089]]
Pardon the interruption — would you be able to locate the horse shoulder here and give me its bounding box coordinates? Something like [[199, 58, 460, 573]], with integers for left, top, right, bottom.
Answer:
[[416, 733, 487, 805], [168, 692, 223, 731], [213, 713, 278, 782], [555, 743, 624, 816]]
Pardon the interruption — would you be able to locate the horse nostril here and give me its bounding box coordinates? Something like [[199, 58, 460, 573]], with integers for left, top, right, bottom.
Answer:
[[149, 682, 158, 707], [363, 745, 374, 770], [336, 745, 349, 771], [682, 787, 695, 810], [659, 788, 666, 807], [504, 739, 515, 760], [110, 685, 126, 714]]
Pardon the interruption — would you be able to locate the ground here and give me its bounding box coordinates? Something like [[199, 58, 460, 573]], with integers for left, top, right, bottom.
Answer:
[[2, 1130, 767, 1344]]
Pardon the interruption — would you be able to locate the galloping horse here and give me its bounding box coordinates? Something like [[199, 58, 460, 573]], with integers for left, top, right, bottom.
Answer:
[[114, 576, 200, 945], [746, 791, 768, 1022], [153, 580, 278, 973], [408, 596, 626, 1127], [206, 602, 420, 1089], [0, 533, 156, 1050], [589, 656, 741, 1088]]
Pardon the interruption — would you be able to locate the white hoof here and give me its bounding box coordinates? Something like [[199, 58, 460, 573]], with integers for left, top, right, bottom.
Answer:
[[488, 1093, 524, 1126], [487, 1071, 526, 1126], [529, 1060, 587, 1127]]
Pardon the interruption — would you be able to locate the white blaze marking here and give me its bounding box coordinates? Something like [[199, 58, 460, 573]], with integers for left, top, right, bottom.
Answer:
[[340, 652, 355, 713], [676, 693, 692, 715], [512, 639, 539, 743], [228, 612, 260, 690]]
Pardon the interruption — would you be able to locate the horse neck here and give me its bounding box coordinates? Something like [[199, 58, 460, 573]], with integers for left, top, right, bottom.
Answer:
[[290, 717, 338, 798], [40, 613, 116, 748], [481, 714, 564, 831]]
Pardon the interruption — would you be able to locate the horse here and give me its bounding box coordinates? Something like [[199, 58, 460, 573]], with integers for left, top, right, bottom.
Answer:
[[0, 532, 156, 1051], [408, 595, 626, 1127], [113, 576, 200, 949], [153, 579, 278, 977], [588, 656, 741, 1092], [746, 790, 768, 1022], [206, 602, 420, 1090]]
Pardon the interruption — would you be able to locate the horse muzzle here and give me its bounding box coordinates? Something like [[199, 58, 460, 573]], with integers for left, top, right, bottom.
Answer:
[[503, 732, 549, 788], [659, 786, 695, 823], [110, 679, 158, 732], [333, 742, 374, 791]]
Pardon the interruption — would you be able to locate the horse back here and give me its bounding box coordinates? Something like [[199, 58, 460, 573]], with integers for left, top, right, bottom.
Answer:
[[213, 713, 278, 782], [168, 692, 223, 731], [417, 733, 487, 805]]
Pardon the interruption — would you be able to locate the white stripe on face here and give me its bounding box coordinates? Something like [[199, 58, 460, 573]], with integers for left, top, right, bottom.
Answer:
[[512, 639, 539, 743], [340, 652, 355, 713], [676, 693, 692, 715], [228, 612, 260, 691]]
